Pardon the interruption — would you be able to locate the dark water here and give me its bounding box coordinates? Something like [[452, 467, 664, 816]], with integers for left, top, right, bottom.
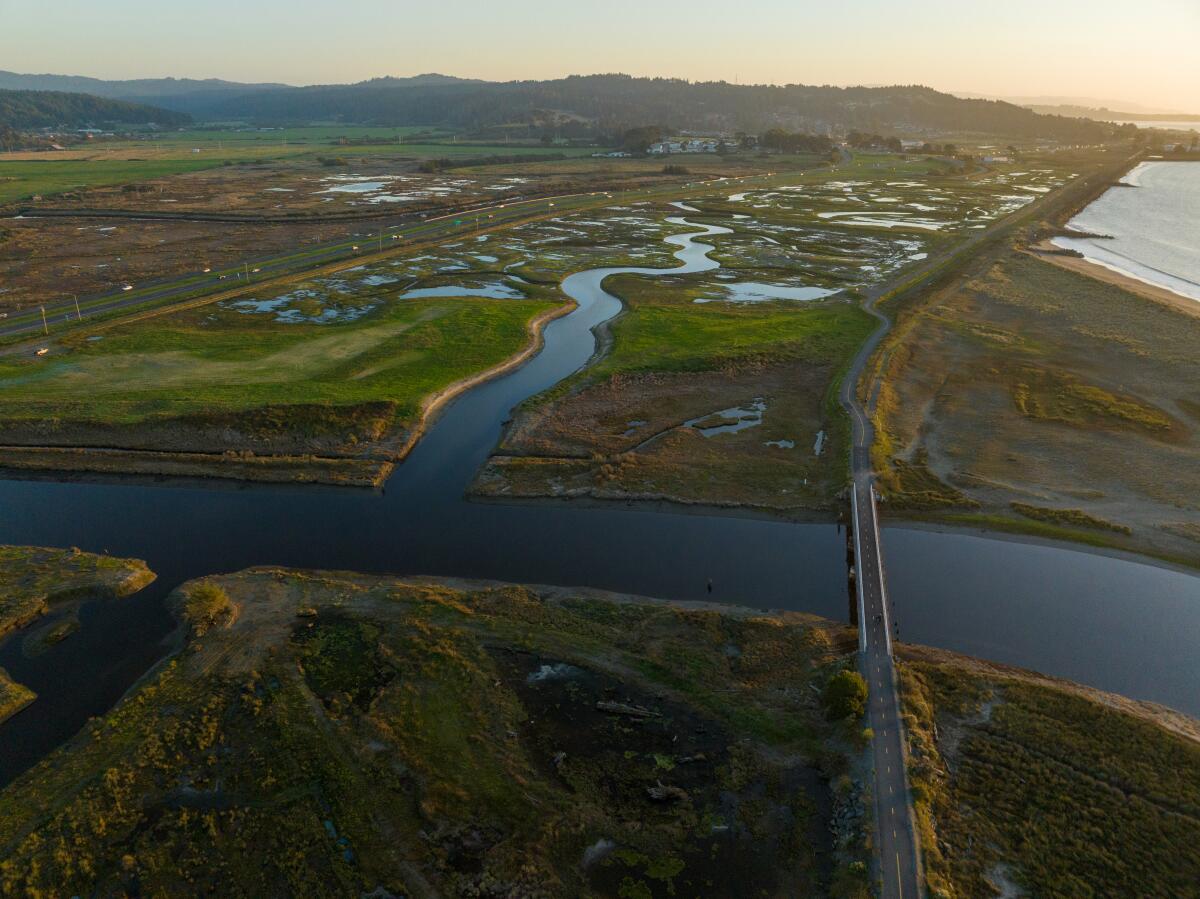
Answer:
[[884, 528, 1200, 709], [2, 219, 1199, 785]]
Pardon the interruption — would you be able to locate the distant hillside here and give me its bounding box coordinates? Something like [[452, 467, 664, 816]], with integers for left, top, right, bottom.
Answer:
[[0, 71, 473, 119], [0, 89, 191, 128], [198, 75, 1111, 140], [0, 70, 1115, 140], [1024, 103, 1200, 124], [0, 71, 288, 119], [0, 70, 287, 99]]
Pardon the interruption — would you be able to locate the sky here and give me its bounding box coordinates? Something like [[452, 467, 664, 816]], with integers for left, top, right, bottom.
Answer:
[[2, 0, 1198, 112]]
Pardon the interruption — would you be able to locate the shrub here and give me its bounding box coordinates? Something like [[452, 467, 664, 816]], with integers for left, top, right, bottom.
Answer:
[[184, 582, 233, 636], [825, 669, 868, 720]]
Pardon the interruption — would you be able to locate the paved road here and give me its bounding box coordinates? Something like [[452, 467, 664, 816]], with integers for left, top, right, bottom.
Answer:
[[840, 290, 922, 898], [836, 185, 1037, 899]]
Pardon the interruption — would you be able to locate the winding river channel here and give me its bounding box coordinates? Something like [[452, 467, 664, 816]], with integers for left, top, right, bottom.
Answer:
[[2, 218, 1199, 784]]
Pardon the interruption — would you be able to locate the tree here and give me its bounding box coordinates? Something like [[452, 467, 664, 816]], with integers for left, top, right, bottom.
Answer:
[[621, 125, 664, 154], [824, 670, 868, 720], [759, 128, 833, 155]]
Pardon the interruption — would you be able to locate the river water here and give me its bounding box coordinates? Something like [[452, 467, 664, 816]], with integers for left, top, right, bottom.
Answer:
[[2, 218, 1199, 784], [1054, 160, 1200, 301]]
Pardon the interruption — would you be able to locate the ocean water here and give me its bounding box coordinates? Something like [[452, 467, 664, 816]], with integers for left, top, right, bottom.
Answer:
[[1053, 161, 1200, 301]]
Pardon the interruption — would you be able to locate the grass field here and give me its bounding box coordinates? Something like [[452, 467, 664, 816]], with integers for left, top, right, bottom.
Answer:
[[3, 560, 1193, 896], [0, 545, 155, 723], [0, 568, 870, 897], [0, 158, 230, 203], [0, 288, 557, 457], [0, 146, 1104, 491], [0, 668, 35, 726], [899, 648, 1200, 898], [0, 129, 603, 204]]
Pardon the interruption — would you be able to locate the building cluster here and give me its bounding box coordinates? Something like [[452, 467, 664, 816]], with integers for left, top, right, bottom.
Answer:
[[646, 137, 736, 155]]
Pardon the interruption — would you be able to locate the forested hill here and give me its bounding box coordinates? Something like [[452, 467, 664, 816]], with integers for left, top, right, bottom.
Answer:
[[0, 89, 191, 128], [0, 70, 1112, 140], [199, 75, 1107, 140]]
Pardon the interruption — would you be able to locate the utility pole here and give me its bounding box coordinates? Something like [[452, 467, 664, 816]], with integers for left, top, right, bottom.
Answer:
[[40, 306, 48, 335], [244, 262, 250, 281], [73, 295, 81, 320]]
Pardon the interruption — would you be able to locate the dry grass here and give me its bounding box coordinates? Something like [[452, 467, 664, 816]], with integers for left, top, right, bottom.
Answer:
[[871, 250, 1200, 563]]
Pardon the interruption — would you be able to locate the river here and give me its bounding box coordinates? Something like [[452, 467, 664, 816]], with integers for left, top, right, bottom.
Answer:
[[2, 217, 1199, 785]]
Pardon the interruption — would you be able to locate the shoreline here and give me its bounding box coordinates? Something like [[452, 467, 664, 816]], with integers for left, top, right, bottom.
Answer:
[[0, 299, 575, 487], [1030, 243, 1200, 317], [1033, 156, 1200, 316]]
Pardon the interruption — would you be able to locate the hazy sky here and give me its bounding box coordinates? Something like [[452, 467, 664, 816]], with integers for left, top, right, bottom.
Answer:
[[3, 0, 1198, 111]]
